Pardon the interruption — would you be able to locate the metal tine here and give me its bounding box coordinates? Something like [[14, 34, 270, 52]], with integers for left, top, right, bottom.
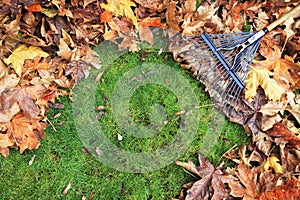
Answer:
[[212, 32, 255, 51], [169, 32, 259, 119]]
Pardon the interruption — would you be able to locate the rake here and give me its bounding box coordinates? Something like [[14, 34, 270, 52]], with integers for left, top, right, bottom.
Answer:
[[169, 4, 300, 120]]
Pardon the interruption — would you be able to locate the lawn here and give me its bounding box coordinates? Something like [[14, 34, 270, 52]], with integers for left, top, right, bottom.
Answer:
[[0, 40, 249, 199]]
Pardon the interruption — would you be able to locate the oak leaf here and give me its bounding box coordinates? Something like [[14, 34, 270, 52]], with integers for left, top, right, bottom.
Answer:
[[3, 45, 49, 76]]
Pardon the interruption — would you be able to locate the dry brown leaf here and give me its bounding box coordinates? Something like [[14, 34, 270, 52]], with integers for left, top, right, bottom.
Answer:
[[268, 122, 300, 148], [263, 156, 283, 174], [62, 182, 72, 195], [9, 114, 46, 153], [1, 85, 46, 119], [0, 102, 20, 123], [259, 177, 300, 200], [166, 1, 182, 32], [255, 131, 273, 156], [261, 114, 282, 131], [0, 74, 19, 94], [177, 154, 234, 199], [229, 164, 259, 199], [3, 45, 49, 76]]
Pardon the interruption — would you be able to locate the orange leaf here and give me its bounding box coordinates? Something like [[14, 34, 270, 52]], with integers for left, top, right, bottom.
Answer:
[[9, 114, 46, 154], [100, 11, 113, 23], [259, 177, 300, 200], [139, 17, 166, 28], [26, 3, 42, 12]]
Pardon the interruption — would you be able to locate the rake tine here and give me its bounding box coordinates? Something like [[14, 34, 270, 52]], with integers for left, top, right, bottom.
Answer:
[[170, 4, 300, 120]]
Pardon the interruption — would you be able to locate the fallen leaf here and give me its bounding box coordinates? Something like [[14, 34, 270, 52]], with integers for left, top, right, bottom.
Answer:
[[26, 3, 42, 12], [100, 10, 113, 23], [255, 131, 273, 156], [177, 154, 234, 199], [229, 164, 259, 199], [0, 102, 20, 123], [245, 67, 285, 101], [0, 133, 15, 150], [9, 114, 46, 153], [0, 74, 19, 94], [1, 85, 46, 119], [95, 147, 103, 157], [100, 0, 138, 28], [264, 156, 283, 174], [3, 45, 49, 76], [268, 122, 300, 148], [65, 60, 90, 84], [261, 114, 282, 131], [259, 177, 300, 200]]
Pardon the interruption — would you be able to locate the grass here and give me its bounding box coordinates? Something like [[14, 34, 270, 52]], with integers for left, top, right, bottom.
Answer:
[[0, 40, 249, 199]]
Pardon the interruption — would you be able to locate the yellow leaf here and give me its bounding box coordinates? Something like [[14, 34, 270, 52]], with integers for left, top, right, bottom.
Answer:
[[263, 156, 283, 174], [245, 67, 285, 101], [3, 45, 49, 76], [100, 0, 138, 28]]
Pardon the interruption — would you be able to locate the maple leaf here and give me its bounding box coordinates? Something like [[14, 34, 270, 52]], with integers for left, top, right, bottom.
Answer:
[[259, 177, 300, 200], [1, 85, 46, 119], [229, 164, 259, 199], [255, 131, 273, 156], [8, 114, 46, 153], [267, 58, 300, 91], [65, 60, 90, 84], [0, 74, 19, 94], [245, 67, 285, 101], [268, 122, 300, 148], [176, 154, 234, 199], [100, 0, 138, 28], [0, 102, 20, 123], [3, 45, 49, 76]]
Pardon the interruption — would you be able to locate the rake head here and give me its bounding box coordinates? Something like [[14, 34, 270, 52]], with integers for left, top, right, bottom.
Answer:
[[169, 32, 262, 119]]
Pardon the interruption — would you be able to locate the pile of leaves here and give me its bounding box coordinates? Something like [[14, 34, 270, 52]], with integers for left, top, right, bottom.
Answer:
[[0, 0, 103, 157], [0, 0, 299, 198]]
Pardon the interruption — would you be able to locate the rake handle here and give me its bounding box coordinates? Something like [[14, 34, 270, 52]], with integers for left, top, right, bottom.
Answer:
[[266, 4, 300, 31]]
